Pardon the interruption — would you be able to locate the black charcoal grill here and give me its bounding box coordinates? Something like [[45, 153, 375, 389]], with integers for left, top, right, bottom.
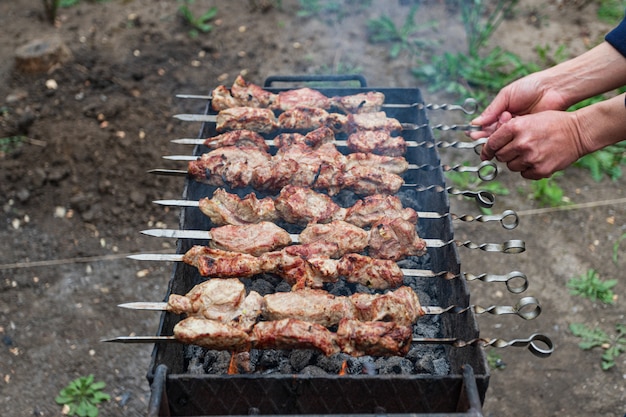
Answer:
[[145, 74, 491, 416]]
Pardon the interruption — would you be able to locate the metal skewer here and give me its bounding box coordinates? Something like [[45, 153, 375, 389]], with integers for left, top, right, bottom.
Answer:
[[145, 170, 497, 208], [175, 95, 479, 115], [172, 113, 482, 132], [158, 156, 498, 181], [171, 137, 487, 156], [136, 229, 525, 253], [117, 295, 540, 320], [102, 332, 553, 358], [152, 199, 519, 230]]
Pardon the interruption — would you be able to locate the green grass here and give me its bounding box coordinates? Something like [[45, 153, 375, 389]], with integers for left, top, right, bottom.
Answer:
[[178, 1, 218, 38], [55, 375, 110, 417], [570, 323, 626, 370], [567, 269, 617, 304]]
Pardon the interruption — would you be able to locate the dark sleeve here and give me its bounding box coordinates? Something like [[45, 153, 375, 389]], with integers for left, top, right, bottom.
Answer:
[[606, 14, 626, 58]]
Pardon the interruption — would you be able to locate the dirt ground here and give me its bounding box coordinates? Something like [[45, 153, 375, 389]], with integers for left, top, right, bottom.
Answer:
[[1, 0, 625, 416]]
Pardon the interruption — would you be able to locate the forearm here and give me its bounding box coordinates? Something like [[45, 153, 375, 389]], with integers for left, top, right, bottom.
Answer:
[[539, 42, 626, 107], [573, 93, 626, 156]]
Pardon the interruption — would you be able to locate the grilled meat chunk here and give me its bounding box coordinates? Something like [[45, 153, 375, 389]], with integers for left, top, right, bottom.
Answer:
[[188, 146, 271, 188], [182, 246, 263, 278], [368, 217, 427, 261], [336, 319, 412, 357], [202, 129, 269, 152], [272, 88, 332, 111], [274, 185, 346, 225], [344, 194, 417, 228], [252, 318, 340, 356], [337, 253, 404, 289], [198, 189, 279, 226], [331, 91, 385, 114], [347, 130, 407, 156], [230, 74, 276, 108], [274, 126, 335, 149], [300, 220, 369, 254], [348, 111, 403, 133], [349, 286, 423, 326], [168, 279, 264, 332], [209, 221, 292, 256], [342, 165, 404, 195], [345, 152, 409, 175], [216, 107, 278, 133], [277, 106, 330, 131], [264, 289, 358, 327], [174, 316, 251, 352]]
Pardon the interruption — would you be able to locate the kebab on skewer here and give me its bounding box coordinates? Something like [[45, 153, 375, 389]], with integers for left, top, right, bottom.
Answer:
[[173, 127, 487, 157], [211, 106, 403, 135], [210, 75, 386, 114], [126, 278, 423, 328], [155, 186, 418, 227], [188, 126, 408, 157], [172, 316, 412, 357], [133, 243, 406, 290], [176, 217, 426, 261], [185, 142, 407, 195]]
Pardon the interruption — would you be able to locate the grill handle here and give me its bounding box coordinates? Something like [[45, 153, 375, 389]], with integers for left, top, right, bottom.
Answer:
[[264, 74, 368, 88]]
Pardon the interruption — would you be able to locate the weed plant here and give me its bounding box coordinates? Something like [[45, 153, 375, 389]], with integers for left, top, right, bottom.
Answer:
[[55, 375, 110, 417], [567, 269, 617, 304], [570, 323, 626, 370], [296, 0, 371, 24], [366, 5, 438, 59], [178, 0, 218, 38]]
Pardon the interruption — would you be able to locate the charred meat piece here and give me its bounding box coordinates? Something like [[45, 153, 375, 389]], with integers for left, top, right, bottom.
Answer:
[[251, 318, 340, 356], [274, 126, 335, 149], [264, 289, 358, 327], [258, 248, 336, 289], [274, 185, 346, 225], [337, 253, 404, 289], [349, 286, 423, 326], [209, 221, 292, 256], [341, 165, 404, 196], [277, 106, 330, 131], [344, 194, 417, 228], [198, 189, 279, 226], [272, 88, 332, 111], [182, 246, 263, 278], [368, 217, 427, 261], [347, 130, 407, 156], [168, 279, 264, 332], [188, 146, 271, 188], [300, 220, 369, 254], [230, 74, 276, 108], [336, 319, 412, 357], [345, 152, 409, 175], [211, 85, 243, 111], [348, 111, 403, 133], [202, 129, 269, 152], [331, 91, 385, 114], [216, 107, 278, 133], [173, 316, 251, 352]]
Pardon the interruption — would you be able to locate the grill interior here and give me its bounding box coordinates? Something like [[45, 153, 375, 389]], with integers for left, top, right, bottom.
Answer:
[[146, 75, 489, 416]]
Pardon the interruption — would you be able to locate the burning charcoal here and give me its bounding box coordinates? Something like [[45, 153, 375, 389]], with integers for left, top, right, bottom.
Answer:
[[256, 349, 283, 370], [374, 356, 413, 375], [431, 356, 450, 376], [299, 365, 327, 376], [315, 353, 346, 374], [289, 350, 316, 372], [248, 278, 276, 296]]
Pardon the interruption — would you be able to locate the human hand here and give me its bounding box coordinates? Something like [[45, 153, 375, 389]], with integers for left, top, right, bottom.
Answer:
[[480, 110, 584, 180], [468, 73, 569, 140]]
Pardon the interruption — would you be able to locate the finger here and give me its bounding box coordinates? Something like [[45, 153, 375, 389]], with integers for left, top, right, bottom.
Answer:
[[481, 125, 514, 161]]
